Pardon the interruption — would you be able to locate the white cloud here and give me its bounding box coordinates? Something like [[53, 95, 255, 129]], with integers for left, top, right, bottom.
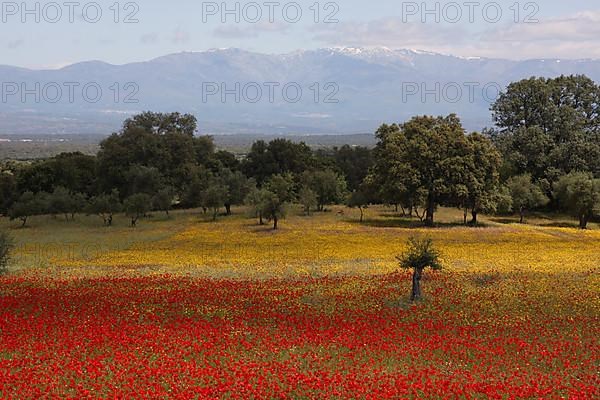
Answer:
[[311, 11, 600, 60], [312, 17, 466, 49]]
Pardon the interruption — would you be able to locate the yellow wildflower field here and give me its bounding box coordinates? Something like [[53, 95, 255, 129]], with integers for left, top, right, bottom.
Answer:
[[5, 206, 598, 279]]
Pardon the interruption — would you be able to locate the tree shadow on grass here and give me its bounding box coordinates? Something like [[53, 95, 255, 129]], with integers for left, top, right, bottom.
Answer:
[[539, 221, 580, 229], [489, 217, 523, 225], [490, 217, 580, 229], [349, 217, 490, 229]]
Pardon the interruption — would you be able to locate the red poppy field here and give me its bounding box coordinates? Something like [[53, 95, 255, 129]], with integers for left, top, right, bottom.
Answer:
[[1, 211, 599, 398], [1, 271, 598, 399]]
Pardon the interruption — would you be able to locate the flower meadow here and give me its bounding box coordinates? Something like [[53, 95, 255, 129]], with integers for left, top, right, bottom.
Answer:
[[0, 210, 599, 398]]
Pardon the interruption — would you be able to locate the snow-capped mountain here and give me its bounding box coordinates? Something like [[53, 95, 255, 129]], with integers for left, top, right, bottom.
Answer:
[[2, 48, 600, 135]]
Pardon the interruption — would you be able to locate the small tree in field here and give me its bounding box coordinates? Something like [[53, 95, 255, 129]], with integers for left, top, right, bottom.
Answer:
[[124, 193, 151, 227], [0, 230, 13, 275], [244, 186, 269, 225], [8, 191, 43, 227], [346, 189, 369, 222], [262, 174, 295, 230], [298, 187, 318, 216], [506, 174, 549, 223], [397, 237, 442, 301], [152, 187, 175, 217], [202, 184, 228, 221], [553, 172, 600, 229], [86, 190, 122, 226]]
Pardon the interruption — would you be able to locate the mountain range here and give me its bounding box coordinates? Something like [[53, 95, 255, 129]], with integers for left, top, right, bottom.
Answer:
[[2, 47, 600, 135]]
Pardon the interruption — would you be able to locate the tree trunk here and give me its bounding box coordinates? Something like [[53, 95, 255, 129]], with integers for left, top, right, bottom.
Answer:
[[359, 207, 364, 223], [579, 214, 588, 230], [212, 209, 217, 221], [225, 204, 231, 215], [273, 216, 278, 230], [463, 208, 468, 225], [107, 214, 113, 226], [21, 217, 27, 227], [131, 217, 137, 227], [394, 204, 399, 212], [470, 210, 478, 226], [165, 209, 169, 217], [411, 268, 423, 301], [259, 211, 264, 225], [519, 207, 525, 224], [425, 195, 435, 226]]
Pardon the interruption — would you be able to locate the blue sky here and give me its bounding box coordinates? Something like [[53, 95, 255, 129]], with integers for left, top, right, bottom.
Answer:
[[1, 0, 599, 69]]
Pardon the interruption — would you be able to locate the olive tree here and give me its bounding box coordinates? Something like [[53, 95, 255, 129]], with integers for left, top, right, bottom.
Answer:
[[124, 193, 152, 227], [553, 172, 600, 229], [86, 190, 122, 226], [506, 174, 549, 223], [397, 237, 442, 301], [346, 189, 369, 222]]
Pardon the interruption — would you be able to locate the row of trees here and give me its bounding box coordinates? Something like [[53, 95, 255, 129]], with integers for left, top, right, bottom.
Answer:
[[1, 75, 599, 229], [0, 113, 359, 229], [5, 169, 349, 229], [362, 75, 600, 228]]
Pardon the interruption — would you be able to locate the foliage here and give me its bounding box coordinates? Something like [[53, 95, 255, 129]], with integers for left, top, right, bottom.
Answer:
[[242, 139, 314, 184], [220, 169, 251, 215], [121, 111, 198, 136], [491, 75, 600, 187], [302, 169, 347, 211], [8, 191, 45, 227], [368, 115, 490, 226], [97, 112, 215, 195], [124, 193, 152, 227], [244, 186, 271, 225], [261, 174, 295, 229], [201, 183, 229, 221], [46, 187, 86, 219], [0, 171, 17, 215], [124, 165, 165, 197], [152, 187, 175, 216], [460, 133, 503, 225], [553, 172, 600, 229], [86, 190, 122, 226], [298, 187, 318, 216], [397, 236, 442, 301], [506, 174, 549, 223], [397, 237, 442, 272], [346, 189, 369, 222], [332, 145, 373, 192]]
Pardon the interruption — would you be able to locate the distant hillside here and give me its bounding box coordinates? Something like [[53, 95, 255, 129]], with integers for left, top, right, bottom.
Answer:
[[0, 133, 376, 160], [2, 47, 600, 135]]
